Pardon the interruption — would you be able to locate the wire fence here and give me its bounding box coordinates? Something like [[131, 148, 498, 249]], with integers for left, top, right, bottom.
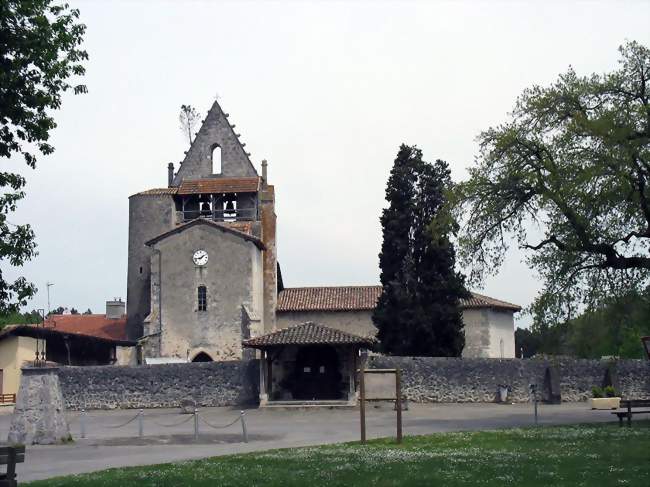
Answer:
[[69, 408, 249, 443]]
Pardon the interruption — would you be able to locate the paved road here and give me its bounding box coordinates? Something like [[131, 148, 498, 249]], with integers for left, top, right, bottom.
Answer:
[[0, 402, 633, 482]]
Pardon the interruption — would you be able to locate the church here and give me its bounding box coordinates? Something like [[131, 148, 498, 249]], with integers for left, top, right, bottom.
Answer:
[[126, 100, 520, 403]]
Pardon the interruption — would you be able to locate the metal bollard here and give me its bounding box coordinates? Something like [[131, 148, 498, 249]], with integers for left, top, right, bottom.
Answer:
[[80, 408, 86, 439], [194, 408, 199, 440], [240, 410, 248, 443], [138, 409, 144, 437]]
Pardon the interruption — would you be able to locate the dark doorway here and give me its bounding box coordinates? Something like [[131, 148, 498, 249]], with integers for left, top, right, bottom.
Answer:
[[290, 345, 342, 400], [192, 352, 213, 362]]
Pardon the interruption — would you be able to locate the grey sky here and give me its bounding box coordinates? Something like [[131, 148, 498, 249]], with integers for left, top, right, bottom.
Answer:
[[6, 1, 650, 326]]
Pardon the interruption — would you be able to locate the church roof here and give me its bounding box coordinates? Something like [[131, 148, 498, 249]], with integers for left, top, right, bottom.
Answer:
[[145, 218, 264, 250], [242, 322, 377, 349], [131, 188, 178, 197], [177, 177, 261, 195], [276, 286, 521, 312]]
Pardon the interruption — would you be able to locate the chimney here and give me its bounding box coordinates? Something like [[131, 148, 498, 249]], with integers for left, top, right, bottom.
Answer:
[[167, 162, 174, 187], [261, 159, 268, 187], [106, 298, 125, 319]]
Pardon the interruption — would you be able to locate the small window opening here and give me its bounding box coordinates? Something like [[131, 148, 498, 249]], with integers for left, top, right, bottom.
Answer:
[[211, 145, 222, 174], [139, 266, 143, 274], [192, 352, 213, 362], [197, 285, 207, 311]]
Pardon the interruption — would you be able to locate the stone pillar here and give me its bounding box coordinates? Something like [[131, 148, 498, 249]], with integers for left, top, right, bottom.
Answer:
[[8, 367, 71, 445], [259, 350, 268, 406]]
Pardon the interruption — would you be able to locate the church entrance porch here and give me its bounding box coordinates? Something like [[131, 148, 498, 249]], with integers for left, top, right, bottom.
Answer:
[[242, 322, 376, 407]]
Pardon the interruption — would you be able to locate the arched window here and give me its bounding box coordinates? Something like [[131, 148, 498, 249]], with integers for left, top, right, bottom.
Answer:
[[192, 352, 213, 362], [197, 285, 207, 312], [211, 145, 222, 174]]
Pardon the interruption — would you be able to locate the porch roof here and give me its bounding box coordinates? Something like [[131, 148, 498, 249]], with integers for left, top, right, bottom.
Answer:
[[242, 322, 377, 349]]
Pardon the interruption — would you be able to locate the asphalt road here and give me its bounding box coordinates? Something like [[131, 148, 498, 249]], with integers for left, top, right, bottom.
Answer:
[[0, 402, 633, 482]]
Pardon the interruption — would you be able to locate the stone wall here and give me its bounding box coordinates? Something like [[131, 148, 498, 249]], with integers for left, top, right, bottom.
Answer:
[[58, 360, 259, 410], [368, 356, 650, 403], [55, 356, 650, 410]]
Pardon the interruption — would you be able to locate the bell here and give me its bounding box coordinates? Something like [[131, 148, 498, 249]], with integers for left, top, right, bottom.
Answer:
[[225, 200, 235, 211]]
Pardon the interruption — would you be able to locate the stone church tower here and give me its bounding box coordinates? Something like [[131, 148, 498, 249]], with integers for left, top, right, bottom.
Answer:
[[126, 100, 277, 362]]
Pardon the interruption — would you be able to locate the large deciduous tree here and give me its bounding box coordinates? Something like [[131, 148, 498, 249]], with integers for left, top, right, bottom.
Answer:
[[373, 145, 469, 356], [0, 1, 87, 314], [455, 41, 650, 324]]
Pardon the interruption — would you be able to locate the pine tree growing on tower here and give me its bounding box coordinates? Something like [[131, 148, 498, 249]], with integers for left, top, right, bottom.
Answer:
[[373, 144, 469, 356]]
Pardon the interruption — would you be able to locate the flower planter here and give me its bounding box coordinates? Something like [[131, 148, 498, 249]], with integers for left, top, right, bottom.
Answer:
[[589, 397, 621, 410]]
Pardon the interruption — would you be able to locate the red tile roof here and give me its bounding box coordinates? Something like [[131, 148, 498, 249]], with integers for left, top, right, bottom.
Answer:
[[177, 177, 261, 195], [131, 188, 178, 197], [277, 286, 521, 312], [243, 322, 377, 348], [43, 314, 129, 342]]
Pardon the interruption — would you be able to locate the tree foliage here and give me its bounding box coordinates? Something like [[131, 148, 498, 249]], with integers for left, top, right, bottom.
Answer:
[[515, 288, 650, 359], [373, 145, 469, 356], [455, 41, 650, 324], [0, 1, 87, 313], [179, 104, 200, 146]]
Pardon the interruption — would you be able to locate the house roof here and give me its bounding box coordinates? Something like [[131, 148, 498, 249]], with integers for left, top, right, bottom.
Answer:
[[242, 322, 377, 349], [145, 218, 264, 250], [177, 177, 261, 195], [276, 286, 521, 312], [0, 314, 135, 346]]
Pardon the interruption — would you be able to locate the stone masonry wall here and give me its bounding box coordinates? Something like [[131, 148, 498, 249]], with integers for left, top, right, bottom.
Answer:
[[58, 360, 259, 410], [56, 357, 649, 410], [368, 356, 650, 403]]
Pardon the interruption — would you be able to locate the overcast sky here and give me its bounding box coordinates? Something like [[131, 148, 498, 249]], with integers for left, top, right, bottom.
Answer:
[[6, 0, 650, 325]]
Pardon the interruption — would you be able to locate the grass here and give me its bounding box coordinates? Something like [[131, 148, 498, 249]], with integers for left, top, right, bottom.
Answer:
[[27, 422, 650, 487]]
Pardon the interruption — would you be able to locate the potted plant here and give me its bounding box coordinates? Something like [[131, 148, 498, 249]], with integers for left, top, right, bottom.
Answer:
[[588, 386, 621, 410]]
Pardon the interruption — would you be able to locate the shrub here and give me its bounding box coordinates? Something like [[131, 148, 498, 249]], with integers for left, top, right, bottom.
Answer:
[[592, 386, 604, 398], [604, 386, 619, 397]]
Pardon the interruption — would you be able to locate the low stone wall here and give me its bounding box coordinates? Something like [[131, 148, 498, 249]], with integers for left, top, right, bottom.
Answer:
[[56, 356, 649, 410], [58, 360, 259, 410], [367, 356, 650, 403]]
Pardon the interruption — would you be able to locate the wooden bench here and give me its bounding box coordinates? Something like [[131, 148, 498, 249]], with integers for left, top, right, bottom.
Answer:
[[0, 395, 16, 405], [0, 446, 25, 487], [611, 399, 650, 427]]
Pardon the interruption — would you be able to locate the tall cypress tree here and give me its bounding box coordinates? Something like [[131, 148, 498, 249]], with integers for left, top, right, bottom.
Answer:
[[373, 145, 469, 356]]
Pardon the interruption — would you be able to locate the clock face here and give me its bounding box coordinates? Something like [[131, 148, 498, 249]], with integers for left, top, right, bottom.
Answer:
[[193, 249, 209, 266]]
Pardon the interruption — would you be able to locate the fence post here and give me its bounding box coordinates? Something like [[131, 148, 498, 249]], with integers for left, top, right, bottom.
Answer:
[[194, 408, 199, 440], [80, 408, 86, 439], [240, 410, 248, 443], [138, 409, 144, 437]]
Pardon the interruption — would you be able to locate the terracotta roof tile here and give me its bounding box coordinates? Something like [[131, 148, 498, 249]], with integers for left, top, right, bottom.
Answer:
[[131, 188, 178, 197], [243, 322, 377, 348], [277, 286, 521, 312], [43, 314, 129, 342], [177, 177, 260, 195]]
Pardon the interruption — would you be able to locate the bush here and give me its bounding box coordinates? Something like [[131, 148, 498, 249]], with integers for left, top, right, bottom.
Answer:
[[604, 386, 619, 397], [592, 386, 604, 398]]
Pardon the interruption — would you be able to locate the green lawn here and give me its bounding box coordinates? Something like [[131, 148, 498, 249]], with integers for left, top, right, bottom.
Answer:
[[27, 422, 650, 487]]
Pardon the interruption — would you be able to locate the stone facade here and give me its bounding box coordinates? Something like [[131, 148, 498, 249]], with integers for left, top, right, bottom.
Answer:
[[277, 307, 518, 359], [368, 356, 650, 403], [143, 222, 264, 361], [58, 361, 259, 410], [56, 357, 650, 410]]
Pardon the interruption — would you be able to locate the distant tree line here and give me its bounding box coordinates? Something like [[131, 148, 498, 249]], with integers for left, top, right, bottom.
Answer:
[[516, 288, 650, 359]]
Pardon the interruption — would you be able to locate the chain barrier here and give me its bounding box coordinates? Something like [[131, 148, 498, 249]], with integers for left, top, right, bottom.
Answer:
[[198, 413, 241, 430], [104, 411, 141, 429], [70, 408, 249, 443], [149, 414, 195, 428]]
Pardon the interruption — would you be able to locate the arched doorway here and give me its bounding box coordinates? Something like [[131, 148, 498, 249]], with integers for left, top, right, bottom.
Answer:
[[290, 345, 342, 400], [192, 352, 213, 362]]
